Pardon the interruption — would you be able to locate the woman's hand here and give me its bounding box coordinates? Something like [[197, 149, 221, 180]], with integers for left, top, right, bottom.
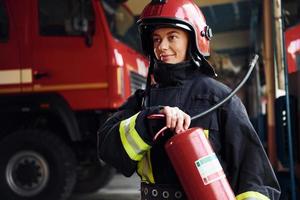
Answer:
[[159, 106, 191, 134]]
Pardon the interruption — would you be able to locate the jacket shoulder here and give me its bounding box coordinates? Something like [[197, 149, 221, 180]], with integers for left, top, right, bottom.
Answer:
[[191, 75, 232, 99]]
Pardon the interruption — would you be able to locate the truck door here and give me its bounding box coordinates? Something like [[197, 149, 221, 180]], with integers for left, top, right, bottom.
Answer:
[[30, 0, 108, 109], [0, 0, 22, 94]]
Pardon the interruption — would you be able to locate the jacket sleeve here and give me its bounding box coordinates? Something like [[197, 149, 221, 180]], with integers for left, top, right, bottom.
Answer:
[[97, 90, 161, 177], [221, 96, 281, 200]]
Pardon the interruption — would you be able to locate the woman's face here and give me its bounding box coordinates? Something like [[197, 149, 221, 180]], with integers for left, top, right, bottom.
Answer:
[[152, 27, 189, 64]]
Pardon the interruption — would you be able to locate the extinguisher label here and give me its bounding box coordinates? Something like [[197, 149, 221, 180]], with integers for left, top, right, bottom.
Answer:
[[195, 153, 225, 185]]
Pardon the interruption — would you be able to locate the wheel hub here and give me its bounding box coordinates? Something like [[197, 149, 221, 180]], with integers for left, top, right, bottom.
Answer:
[[6, 151, 49, 197]]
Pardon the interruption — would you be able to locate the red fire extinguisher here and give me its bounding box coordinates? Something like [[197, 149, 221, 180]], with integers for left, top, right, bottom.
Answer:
[[149, 114, 235, 200], [148, 55, 259, 200], [166, 128, 235, 200]]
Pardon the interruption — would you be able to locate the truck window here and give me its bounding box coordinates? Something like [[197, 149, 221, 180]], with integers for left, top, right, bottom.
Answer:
[[0, 0, 8, 41], [39, 0, 94, 36], [101, 0, 142, 52]]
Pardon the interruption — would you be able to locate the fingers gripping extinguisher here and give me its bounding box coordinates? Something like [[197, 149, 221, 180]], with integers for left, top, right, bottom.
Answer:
[[148, 55, 259, 200]]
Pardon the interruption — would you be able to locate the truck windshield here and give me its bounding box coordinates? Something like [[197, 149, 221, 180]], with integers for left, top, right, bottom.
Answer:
[[101, 0, 142, 52]]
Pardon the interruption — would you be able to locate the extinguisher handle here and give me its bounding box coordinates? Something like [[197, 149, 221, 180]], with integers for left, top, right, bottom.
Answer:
[[153, 126, 168, 141], [147, 113, 165, 119], [147, 114, 168, 142]]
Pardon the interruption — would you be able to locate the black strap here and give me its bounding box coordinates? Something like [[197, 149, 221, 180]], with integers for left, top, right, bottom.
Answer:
[[141, 182, 186, 200]]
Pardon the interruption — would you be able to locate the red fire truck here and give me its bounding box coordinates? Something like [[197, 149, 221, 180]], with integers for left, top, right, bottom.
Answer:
[[285, 24, 300, 175], [0, 0, 148, 199], [285, 24, 300, 138], [284, 23, 300, 169], [286, 24, 300, 74], [274, 23, 300, 198]]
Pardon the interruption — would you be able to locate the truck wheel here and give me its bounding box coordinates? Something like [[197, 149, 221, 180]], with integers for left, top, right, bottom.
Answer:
[[74, 162, 115, 193], [0, 130, 77, 200]]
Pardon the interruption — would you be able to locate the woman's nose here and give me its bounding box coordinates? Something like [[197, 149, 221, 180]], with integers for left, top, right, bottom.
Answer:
[[158, 38, 169, 50]]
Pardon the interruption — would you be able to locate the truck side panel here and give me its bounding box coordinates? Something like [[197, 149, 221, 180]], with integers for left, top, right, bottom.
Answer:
[[0, 0, 22, 93], [29, 0, 110, 110]]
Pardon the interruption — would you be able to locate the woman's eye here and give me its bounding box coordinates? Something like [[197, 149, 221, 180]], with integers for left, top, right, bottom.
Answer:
[[169, 35, 177, 40], [153, 38, 161, 44]]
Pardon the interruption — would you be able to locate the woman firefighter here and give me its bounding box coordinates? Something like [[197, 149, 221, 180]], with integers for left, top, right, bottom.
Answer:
[[98, 0, 281, 199]]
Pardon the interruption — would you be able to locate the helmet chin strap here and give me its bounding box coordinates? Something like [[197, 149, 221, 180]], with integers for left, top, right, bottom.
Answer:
[[187, 41, 217, 77], [191, 54, 201, 68], [187, 42, 201, 68]]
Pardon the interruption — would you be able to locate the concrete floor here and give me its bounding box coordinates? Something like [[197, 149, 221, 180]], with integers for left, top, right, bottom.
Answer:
[[70, 173, 141, 200]]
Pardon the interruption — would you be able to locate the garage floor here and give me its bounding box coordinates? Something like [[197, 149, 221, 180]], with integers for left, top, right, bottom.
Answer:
[[70, 173, 140, 200]]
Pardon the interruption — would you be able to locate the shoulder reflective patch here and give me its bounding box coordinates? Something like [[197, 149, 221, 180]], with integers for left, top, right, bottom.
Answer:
[[120, 113, 150, 161], [236, 191, 270, 200]]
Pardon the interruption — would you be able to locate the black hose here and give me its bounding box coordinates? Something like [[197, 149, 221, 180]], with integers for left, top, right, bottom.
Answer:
[[191, 54, 259, 121]]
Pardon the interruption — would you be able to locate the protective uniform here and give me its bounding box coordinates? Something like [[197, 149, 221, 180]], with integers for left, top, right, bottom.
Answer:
[[98, 0, 280, 199]]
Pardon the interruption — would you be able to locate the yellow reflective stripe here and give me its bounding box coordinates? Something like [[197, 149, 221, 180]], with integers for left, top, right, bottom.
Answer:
[[129, 114, 150, 152], [203, 129, 209, 138], [119, 113, 150, 161], [236, 191, 270, 200], [147, 150, 155, 183], [120, 120, 141, 161], [137, 150, 155, 184]]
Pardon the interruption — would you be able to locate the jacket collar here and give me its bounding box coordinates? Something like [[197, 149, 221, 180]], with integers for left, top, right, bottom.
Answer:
[[153, 59, 200, 87]]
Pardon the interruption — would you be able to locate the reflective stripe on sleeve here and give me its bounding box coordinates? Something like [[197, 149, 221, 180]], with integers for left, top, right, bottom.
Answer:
[[137, 150, 155, 184], [236, 191, 270, 200], [120, 113, 151, 161]]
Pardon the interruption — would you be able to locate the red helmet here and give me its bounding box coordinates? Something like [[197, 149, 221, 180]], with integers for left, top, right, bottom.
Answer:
[[137, 0, 215, 76]]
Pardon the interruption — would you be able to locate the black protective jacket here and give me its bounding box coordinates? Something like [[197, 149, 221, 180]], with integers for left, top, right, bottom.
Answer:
[[98, 61, 280, 199]]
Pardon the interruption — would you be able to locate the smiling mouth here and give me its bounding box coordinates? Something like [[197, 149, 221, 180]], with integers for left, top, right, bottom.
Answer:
[[160, 55, 175, 61]]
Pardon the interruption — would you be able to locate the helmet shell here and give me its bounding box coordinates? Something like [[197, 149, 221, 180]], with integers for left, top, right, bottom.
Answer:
[[137, 0, 212, 57]]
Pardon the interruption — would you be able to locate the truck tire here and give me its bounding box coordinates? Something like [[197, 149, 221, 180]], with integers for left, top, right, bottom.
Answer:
[[0, 130, 77, 200], [74, 162, 115, 193]]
